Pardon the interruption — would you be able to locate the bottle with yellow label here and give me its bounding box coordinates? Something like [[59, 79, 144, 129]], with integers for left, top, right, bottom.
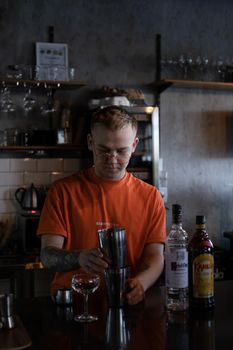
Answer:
[[188, 215, 214, 308]]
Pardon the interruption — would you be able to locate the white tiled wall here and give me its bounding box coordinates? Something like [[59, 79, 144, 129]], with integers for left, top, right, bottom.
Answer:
[[0, 157, 90, 230]]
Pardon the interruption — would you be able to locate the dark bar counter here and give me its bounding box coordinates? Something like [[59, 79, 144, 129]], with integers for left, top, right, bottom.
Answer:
[[12, 280, 233, 350], [0, 254, 44, 298]]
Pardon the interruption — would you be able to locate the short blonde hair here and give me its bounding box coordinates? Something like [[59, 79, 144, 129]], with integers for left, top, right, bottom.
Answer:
[[91, 106, 138, 132]]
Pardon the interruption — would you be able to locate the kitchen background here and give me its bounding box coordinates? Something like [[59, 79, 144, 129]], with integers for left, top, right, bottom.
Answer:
[[0, 0, 233, 257]]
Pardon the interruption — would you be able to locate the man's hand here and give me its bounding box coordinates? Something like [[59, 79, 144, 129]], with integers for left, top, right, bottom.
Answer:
[[126, 243, 164, 306], [126, 277, 145, 305], [40, 234, 109, 273], [78, 248, 109, 273]]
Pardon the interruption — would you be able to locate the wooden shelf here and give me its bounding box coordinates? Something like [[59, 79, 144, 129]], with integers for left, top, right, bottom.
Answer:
[[0, 78, 86, 89], [166, 79, 233, 90], [0, 146, 151, 158], [0, 145, 91, 158], [0, 145, 85, 150], [148, 79, 233, 92]]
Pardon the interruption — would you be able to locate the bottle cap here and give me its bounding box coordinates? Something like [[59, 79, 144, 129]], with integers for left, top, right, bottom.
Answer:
[[196, 215, 206, 225]]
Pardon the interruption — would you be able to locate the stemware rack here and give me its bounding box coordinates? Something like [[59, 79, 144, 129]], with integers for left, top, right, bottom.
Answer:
[[0, 78, 87, 157], [2, 64, 233, 161]]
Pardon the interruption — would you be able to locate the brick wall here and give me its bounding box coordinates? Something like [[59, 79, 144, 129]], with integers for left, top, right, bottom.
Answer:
[[0, 157, 91, 248]]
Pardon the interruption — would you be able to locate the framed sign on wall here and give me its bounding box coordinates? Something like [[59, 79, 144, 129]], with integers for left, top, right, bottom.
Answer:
[[35, 42, 69, 81]]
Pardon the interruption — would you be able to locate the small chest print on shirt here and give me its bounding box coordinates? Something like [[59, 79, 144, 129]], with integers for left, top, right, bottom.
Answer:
[[96, 221, 119, 229]]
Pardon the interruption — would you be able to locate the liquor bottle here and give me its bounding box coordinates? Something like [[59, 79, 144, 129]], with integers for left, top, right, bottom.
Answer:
[[165, 204, 189, 311], [188, 215, 214, 309]]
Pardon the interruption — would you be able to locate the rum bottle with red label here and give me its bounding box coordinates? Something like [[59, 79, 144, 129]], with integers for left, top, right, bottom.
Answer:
[[188, 215, 214, 308]]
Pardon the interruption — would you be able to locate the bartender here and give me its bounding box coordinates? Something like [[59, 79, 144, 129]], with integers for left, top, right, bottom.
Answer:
[[37, 105, 166, 305]]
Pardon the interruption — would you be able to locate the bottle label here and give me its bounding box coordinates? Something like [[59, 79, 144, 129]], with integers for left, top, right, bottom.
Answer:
[[193, 253, 214, 298], [166, 248, 188, 288]]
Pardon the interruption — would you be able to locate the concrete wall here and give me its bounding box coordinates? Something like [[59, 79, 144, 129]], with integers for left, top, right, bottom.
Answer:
[[1, 0, 233, 84], [161, 88, 233, 246], [0, 0, 233, 247]]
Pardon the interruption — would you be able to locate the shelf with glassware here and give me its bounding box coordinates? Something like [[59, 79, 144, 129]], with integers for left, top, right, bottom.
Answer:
[[0, 77, 88, 157], [0, 84, 159, 186]]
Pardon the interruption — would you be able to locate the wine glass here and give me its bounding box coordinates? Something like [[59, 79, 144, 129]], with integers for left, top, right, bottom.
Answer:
[[215, 56, 225, 81], [71, 273, 100, 323], [177, 54, 191, 79], [23, 86, 36, 113], [40, 88, 56, 115], [0, 85, 16, 112]]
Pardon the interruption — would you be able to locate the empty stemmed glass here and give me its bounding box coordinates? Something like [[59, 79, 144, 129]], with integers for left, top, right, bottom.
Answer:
[[23, 86, 36, 113], [178, 54, 193, 80], [40, 88, 56, 115], [71, 273, 100, 323], [0, 85, 16, 112], [215, 56, 225, 81], [178, 54, 187, 79]]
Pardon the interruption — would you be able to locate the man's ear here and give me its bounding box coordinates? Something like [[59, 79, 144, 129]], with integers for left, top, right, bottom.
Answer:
[[132, 137, 139, 152], [87, 134, 93, 151]]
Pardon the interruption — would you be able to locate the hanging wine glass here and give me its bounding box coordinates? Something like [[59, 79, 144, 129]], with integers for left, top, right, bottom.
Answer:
[[215, 56, 225, 82], [195, 56, 203, 80], [178, 54, 187, 79], [23, 86, 36, 113], [164, 57, 178, 79], [40, 88, 56, 115], [0, 85, 16, 113], [186, 55, 194, 80]]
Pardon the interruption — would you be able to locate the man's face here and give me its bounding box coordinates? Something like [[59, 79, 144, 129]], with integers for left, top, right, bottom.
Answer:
[[87, 124, 139, 181]]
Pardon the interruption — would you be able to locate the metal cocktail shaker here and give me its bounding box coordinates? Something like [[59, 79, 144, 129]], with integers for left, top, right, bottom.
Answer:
[[0, 293, 15, 329], [98, 227, 130, 307], [97, 227, 127, 268], [106, 308, 130, 349], [104, 266, 131, 307]]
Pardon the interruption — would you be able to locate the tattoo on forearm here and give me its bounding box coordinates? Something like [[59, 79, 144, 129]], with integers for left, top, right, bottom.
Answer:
[[41, 246, 81, 272]]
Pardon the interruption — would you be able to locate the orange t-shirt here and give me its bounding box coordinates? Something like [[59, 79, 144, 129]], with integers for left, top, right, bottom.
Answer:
[[37, 167, 166, 294]]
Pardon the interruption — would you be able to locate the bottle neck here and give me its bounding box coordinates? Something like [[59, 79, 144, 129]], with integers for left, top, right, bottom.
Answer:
[[172, 213, 182, 226], [172, 221, 183, 229], [195, 224, 208, 239], [196, 224, 207, 234], [196, 223, 206, 230]]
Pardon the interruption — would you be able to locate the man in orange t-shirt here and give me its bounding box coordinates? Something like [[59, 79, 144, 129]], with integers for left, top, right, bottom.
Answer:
[[38, 105, 166, 305]]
